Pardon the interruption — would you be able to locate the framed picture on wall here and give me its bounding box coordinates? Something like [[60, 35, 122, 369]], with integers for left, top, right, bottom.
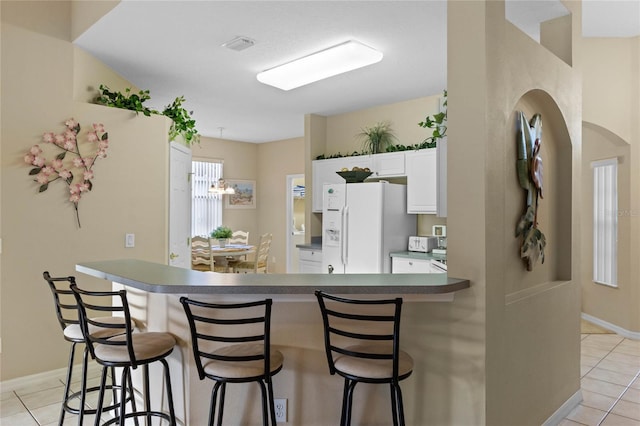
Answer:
[[225, 180, 256, 209]]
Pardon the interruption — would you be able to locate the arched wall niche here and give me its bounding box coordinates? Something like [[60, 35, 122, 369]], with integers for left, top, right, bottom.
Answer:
[[505, 89, 573, 298]]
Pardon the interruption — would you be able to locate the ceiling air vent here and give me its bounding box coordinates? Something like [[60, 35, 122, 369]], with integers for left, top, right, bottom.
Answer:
[[221, 36, 256, 52]]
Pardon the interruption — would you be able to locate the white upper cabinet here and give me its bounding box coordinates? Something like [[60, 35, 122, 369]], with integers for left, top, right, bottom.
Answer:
[[312, 146, 446, 215], [436, 138, 447, 217], [371, 152, 405, 177], [406, 149, 437, 214]]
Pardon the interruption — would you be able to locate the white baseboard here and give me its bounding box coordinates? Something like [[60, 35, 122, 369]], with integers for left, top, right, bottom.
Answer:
[[0, 363, 101, 393], [543, 389, 582, 426], [582, 313, 640, 340]]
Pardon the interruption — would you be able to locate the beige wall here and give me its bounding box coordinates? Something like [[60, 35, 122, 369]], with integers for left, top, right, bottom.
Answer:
[[581, 37, 640, 333], [190, 136, 304, 274], [1, 1, 171, 380], [257, 138, 305, 273], [191, 137, 260, 243], [448, 1, 582, 424]]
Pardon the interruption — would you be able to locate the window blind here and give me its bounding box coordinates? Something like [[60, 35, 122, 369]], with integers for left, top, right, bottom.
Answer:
[[192, 160, 223, 237], [592, 158, 618, 287]]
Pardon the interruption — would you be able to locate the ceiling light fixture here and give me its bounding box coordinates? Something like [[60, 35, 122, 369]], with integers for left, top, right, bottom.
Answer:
[[209, 179, 235, 195], [256, 40, 383, 91]]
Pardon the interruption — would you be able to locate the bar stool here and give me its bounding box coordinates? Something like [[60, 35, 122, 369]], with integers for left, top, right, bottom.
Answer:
[[42, 271, 133, 425], [315, 290, 414, 426], [71, 283, 177, 426], [180, 297, 283, 426]]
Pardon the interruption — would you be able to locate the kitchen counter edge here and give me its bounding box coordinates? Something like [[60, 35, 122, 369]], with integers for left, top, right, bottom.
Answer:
[[76, 259, 469, 295]]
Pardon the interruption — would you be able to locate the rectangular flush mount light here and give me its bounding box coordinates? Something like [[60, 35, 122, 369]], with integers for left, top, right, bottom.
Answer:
[[257, 40, 383, 91]]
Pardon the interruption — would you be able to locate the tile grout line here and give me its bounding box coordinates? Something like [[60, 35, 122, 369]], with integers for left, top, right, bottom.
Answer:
[[595, 337, 640, 426], [13, 390, 43, 426]]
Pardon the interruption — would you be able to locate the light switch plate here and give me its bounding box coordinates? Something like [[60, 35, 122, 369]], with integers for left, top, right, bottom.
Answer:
[[125, 233, 135, 248]]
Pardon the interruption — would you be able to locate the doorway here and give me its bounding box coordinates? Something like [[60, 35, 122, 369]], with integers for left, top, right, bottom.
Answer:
[[286, 174, 306, 273]]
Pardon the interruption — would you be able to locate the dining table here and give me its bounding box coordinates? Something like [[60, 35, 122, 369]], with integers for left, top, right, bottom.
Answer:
[[209, 244, 255, 272]]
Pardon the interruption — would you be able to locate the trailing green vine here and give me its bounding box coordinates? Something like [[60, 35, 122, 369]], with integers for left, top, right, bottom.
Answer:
[[418, 89, 447, 148], [94, 85, 200, 145], [162, 96, 200, 145]]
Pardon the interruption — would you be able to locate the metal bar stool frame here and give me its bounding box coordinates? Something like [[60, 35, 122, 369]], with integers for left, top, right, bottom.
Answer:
[[180, 297, 283, 426], [71, 283, 177, 426], [42, 271, 131, 426], [315, 290, 413, 426]]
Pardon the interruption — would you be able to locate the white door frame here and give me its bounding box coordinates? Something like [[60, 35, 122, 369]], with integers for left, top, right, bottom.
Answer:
[[169, 142, 192, 268], [286, 174, 305, 273]]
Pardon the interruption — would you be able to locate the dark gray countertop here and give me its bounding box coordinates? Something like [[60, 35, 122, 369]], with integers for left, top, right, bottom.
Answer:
[[76, 259, 469, 295]]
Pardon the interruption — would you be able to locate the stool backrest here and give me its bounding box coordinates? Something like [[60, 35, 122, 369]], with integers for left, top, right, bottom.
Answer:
[[42, 271, 79, 334], [180, 297, 273, 381], [70, 284, 137, 364], [315, 290, 403, 379]]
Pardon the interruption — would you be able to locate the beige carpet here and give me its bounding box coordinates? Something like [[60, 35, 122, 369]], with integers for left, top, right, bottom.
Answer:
[[581, 319, 613, 334]]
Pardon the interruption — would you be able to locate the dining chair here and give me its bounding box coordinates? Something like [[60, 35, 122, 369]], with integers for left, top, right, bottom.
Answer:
[[180, 297, 283, 426], [315, 290, 413, 426], [71, 283, 177, 426], [226, 230, 250, 270], [234, 233, 272, 273], [192, 235, 214, 271], [42, 272, 134, 426]]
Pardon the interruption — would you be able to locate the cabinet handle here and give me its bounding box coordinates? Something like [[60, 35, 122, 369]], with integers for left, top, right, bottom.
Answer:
[[408, 261, 413, 266]]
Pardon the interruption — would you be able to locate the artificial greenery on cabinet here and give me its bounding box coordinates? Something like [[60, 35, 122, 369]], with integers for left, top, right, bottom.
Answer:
[[95, 85, 200, 145]]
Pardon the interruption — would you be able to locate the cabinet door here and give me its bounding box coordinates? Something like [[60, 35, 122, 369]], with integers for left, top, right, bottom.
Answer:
[[298, 249, 323, 273], [392, 257, 432, 273], [372, 152, 405, 177], [312, 157, 372, 212], [406, 149, 437, 214], [436, 139, 447, 217]]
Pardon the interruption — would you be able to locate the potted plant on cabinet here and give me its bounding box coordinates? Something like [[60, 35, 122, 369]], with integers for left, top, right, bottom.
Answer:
[[210, 226, 233, 247], [358, 121, 397, 154]]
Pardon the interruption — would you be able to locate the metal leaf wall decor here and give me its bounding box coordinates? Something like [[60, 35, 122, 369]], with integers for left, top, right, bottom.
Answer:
[[515, 111, 546, 271]]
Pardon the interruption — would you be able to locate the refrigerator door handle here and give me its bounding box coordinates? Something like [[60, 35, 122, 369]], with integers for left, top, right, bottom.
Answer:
[[342, 206, 348, 266]]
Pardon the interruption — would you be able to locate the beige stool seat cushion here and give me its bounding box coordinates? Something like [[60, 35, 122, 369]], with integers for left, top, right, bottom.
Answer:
[[94, 332, 176, 363], [63, 316, 134, 341], [203, 343, 283, 379], [333, 344, 414, 379]]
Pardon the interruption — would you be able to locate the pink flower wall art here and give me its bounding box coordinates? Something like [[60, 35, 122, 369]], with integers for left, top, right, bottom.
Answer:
[[25, 118, 109, 228]]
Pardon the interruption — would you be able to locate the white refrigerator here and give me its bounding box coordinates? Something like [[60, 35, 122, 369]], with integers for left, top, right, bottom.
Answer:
[[321, 181, 416, 273]]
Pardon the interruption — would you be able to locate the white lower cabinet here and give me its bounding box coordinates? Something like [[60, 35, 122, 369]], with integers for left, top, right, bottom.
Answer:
[[392, 257, 432, 273], [392, 257, 445, 274], [298, 249, 323, 273]]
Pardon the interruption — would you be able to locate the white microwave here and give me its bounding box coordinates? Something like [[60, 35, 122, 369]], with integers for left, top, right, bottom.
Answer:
[[408, 236, 438, 253]]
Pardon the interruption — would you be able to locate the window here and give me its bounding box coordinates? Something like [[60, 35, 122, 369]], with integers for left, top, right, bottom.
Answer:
[[192, 160, 223, 237], [592, 158, 618, 287]]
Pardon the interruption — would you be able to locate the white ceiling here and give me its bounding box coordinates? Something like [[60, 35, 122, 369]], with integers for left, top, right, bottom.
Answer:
[[74, 0, 640, 144]]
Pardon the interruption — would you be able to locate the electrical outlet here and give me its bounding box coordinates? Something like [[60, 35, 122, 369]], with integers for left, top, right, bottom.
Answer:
[[274, 398, 287, 423]]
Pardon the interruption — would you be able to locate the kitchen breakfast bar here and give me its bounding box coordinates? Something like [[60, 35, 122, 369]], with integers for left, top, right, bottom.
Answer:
[[76, 259, 470, 425]]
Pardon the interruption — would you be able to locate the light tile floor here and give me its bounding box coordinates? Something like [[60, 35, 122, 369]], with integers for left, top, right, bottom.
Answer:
[[1, 333, 638, 425], [561, 334, 640, 426], [0, 366, 119, 426]]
